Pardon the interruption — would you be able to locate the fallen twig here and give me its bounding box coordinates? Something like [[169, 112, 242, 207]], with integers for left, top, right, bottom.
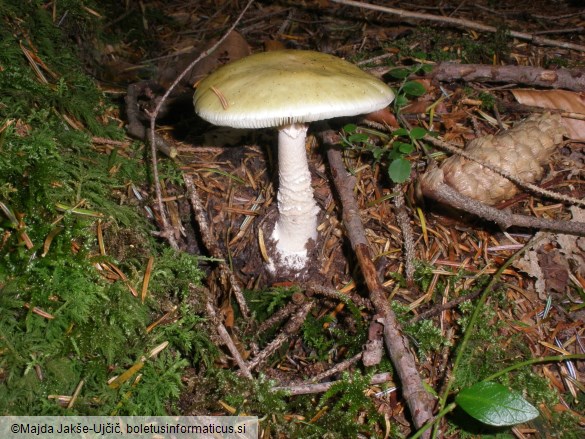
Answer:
[[326, 142, 434, 435], [331, 0, 585, 52], [310, 352, 363, 383], [367, 63, 585, 93], [184, 174, 251, 319], [394, 186, 416, 284], [303, 281, 372, 310], [256, 300, 298, 334], [408, 289, 483, 324], [273, 372, 393, 396], [141, 0, 255, 250], [196, 284, 252, 379], [246, 299, 314, 372], [420, 165, 585, 235], [427, 63, 585, 92]]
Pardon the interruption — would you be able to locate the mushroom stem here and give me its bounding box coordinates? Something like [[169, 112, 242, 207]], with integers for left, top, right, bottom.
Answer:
[[271, 123, 320, 269]]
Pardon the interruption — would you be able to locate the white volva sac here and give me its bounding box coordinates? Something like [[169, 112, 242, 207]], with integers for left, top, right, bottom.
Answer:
[[193, 50, 395, 273]]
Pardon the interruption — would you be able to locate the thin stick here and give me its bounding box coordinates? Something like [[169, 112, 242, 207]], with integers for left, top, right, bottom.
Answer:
[[428, 63, 585, 92], [331, 0, 585, 52], [326, 143, 434, 435], [184, 174, 250, 319], [273, 372, 393, 396], [199, 285, 252, 379], [420, 167, 585, 235], [408, 289, 483, 324], [310, 352, 363, 383], [246, 300, 313, 371], [146, 0, 255, 249], [394, 186, 416, 283], [303, 281, 372, 309]]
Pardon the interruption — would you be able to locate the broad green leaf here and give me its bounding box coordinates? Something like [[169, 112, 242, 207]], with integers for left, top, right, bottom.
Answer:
[[348, 133, 370, 143], [409, 127, 428, 140], [394, 95, 409, 108], [456, 382, 539, 427], [397, 142, 415, 154], [388, 158, 411, 183], [402, 81, 427, 97], [343, 123, 358, 134], [388, 68, 410, 79]]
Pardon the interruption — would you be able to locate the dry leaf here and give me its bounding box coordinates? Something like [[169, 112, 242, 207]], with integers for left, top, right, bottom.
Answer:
[[157, 31, 251, 89], [514, 207, 585, 299], [537, 250, 569, 293], [556, 206, 585, 278], [364, 107, 399, 127], [514, 248, 547, 299], [512, 89, 585, 141]]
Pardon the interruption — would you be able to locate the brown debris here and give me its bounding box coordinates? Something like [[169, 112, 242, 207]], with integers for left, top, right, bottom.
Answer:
[[106, 0, 585, 435], [439, 113, 566, 205]]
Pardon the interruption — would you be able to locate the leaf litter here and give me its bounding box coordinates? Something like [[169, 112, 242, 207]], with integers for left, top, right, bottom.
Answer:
[[3, 0, 585, 437]]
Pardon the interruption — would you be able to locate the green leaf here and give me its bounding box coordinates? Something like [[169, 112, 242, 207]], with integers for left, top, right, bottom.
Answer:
[[455, 382, 539, 427], [397, 142, 415, 154], [348, 133, 370, 144], [388, 158, 411, 183], [402, 81, 427, 97], [372, 147, 384, 161], [388, 68, 410, 79], [394, 95, 409, 108], [343, 123, 358, 134], [409, 127, 428, 140], [421, 64, 434, 74]]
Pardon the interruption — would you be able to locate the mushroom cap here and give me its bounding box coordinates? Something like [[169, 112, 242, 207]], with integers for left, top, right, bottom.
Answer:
[[193, 50, 395, 129]]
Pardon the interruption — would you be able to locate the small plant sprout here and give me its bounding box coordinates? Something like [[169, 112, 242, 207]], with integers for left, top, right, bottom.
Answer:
[[341, 124, 428, 184]]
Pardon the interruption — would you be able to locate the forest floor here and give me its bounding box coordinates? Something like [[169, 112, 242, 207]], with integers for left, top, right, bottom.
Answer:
[[1, 0, 584, 438]]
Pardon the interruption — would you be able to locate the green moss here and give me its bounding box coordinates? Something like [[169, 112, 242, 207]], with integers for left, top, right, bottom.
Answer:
[[404, 319, 450, 360], [0, 0, 206, 417]]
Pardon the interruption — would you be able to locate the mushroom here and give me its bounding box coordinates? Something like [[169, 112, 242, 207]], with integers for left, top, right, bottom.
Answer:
[[193, 50, 394, 273]]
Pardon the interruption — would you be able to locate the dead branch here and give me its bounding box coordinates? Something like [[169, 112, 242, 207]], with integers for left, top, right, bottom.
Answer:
[[394, 187, 416, 284], [420, 165, 585, 235], [273, 372, 393, 396], [326, 144, 434, 434], [427, 63, 585, 92], [256, 300, 298, 334], [310, 352, 363, 383], [184, 174, 251, 319], [246, 299, 314, 372], [408, 289, 483, 324], [423, 131, 585, 209], [196, 284, 252, 379], [331, 0, 585, 52], [303, 281, 372, 310]]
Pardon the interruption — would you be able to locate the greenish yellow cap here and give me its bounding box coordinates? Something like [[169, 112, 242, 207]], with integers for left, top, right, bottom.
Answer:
[[194, 50, 394, 128]]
